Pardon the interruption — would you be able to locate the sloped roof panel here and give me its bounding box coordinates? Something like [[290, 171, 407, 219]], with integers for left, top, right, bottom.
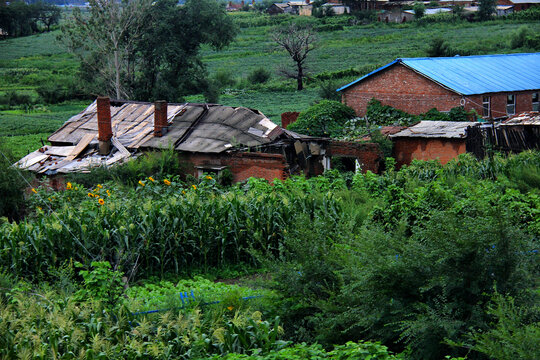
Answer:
[[390, 121, 478, 139], [337, 53, 540, 95]]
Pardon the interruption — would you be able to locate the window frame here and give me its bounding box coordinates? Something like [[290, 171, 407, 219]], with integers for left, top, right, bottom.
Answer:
[[533, 92, 539, 112], [506, 94, 516, 116], [482, 96, 491, 118]]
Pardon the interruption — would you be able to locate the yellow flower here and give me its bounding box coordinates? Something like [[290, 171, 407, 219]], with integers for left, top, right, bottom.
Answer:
[[88, 193, 94, 198], [66, 182, 72, 190], [96, 184, 103, 189], [37, 206, 42, 211], [227, 306, 234, 311], [164, 179, 171, 186], [138, 180, 145, 187], [98, 198, 105, 205], [182, 190, 186, 195], [205, 175, 213, 180], [148, 177, 155, 182], [192, 185, 197, 190], [106, 190, 111, 197], [48, 198, 52, 201], [31, 188, 37, 194]]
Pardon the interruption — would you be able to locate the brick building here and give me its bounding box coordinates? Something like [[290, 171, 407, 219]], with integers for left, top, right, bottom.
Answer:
[[16, 98, 383, 183], [389, 121, 478, 167], [497, 0, 540, 11], [337, 53, 540, 120]]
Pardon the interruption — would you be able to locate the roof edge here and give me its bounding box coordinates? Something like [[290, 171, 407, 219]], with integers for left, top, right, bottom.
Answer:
[[336, 59, 402, 92]]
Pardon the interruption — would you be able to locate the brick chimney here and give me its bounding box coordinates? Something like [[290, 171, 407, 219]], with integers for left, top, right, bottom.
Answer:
[[97, 96, 112, 155], [241, 0, 245, 7], [154, 100, 168, 137]]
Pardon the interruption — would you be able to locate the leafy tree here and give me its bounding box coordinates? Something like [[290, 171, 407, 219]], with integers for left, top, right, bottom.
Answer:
[[272, 23, 316, 91], [61, 0, 236, 101], [413, 1, 425, 19], [36, 1, 61, 32], [478, 0, 496, 21]]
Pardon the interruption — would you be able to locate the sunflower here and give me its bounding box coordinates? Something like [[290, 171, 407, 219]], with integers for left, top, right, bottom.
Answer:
[[98, 198, 105, 205], [164, 179, 171, 186], [66, 182, 73, 190], [138, 180, 145, 187]]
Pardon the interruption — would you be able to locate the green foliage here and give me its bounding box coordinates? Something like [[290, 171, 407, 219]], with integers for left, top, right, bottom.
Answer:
[[0, 139, 30, 221], [74, 261, 124, 308], [468, 292, 540, 360], [247, 67, 271, 85], [510, 25, 540, 50], [413, 2, 426, 19], [365, 99, 418, 127], [287, 100, 356, 137], [0, 1, 61, 38], [426, 37, 456, 57], [0, 282, 286, 359], [317, 79, 341, 101], [478, 0, 496, 21]]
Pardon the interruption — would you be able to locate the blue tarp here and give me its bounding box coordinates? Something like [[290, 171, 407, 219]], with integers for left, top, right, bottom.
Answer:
[[337, 53, 540, 95]]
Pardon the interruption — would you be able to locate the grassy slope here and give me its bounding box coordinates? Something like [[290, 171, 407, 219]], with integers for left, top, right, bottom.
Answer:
[[0, 15, 538, 158]]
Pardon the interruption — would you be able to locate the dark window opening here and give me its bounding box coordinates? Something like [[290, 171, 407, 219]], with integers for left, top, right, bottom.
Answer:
[[533, 92, 539, 112], [331, 156, 356, 173]]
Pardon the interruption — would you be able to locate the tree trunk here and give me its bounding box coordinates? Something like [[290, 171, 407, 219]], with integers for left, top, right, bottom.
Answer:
[[114, 49, 121, 99], [296, 61, 303, 91]]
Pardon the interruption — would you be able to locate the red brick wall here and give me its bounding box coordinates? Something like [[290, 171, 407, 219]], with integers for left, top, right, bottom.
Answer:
[[281, 112, 300, 129], [342, 64, 463, 116], [467, 91, 538, 119], [342, 63, 540, 119], [393, 138, 467, 168], [182, 152, 289, 183], [327, 141, 382, 173]]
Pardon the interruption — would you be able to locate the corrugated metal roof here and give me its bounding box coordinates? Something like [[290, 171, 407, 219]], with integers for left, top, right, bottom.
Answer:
[[502, 111, 540, 126], [390, 121, 478, 139], [337, 53, 540, 95]]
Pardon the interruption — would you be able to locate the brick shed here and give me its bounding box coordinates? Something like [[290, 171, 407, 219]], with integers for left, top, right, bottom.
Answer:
[[389, 121, 478, 168], [16, 98, 383, 183], [337, 53, 540, 120]]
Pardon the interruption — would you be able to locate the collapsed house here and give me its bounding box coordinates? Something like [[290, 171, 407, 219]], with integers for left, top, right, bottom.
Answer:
[[16, 97, 382, 183]]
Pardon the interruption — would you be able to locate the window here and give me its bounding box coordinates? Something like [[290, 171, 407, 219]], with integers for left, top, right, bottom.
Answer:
[[482, 96, 490, 117], [533, 92, 539, 112], [506, 94, 515, 116]]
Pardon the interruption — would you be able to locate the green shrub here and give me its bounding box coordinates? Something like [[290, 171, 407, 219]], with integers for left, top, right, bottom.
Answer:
[[510, 25, 540, 50], [287, 100, 356, 137], [317, 79, 341, 101], [0, 140, 30, 221], [247, 67, 271, 84]]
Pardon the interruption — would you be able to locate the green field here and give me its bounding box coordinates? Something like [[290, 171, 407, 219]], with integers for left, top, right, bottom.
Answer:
[[0, 12, 538, 159]]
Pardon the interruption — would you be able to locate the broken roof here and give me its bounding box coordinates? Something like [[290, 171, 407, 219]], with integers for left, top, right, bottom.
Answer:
[[16, 100, 301, 174], [337, 53, 540, 95], [390, 121, 478, 139], [502, 111, 540, 126]]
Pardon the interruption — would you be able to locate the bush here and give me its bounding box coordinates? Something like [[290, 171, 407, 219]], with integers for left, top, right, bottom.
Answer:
[[247, 67, 271, 84], [0, 91, 34, 108], [510, 25, 540, 50], [318, 80, 341, 101], [0, 140, 30, 221], [287, 100, 356, 137]]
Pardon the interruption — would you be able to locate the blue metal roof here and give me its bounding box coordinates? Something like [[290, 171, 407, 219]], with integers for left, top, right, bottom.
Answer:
[[336, 53, 540, 95]]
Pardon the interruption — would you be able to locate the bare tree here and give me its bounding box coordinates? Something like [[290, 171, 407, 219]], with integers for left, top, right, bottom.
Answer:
[[272, 24, 316, 91]]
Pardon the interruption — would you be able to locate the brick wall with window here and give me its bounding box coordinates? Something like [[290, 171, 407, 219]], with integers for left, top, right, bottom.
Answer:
[[341, 63, 540, 119]]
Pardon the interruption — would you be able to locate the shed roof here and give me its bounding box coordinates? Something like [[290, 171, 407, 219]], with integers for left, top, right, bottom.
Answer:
[[337, 53, 540, 95], [502, 111, 540, 126], [17, 100, 303, 174], [389, 121, 478, 139]]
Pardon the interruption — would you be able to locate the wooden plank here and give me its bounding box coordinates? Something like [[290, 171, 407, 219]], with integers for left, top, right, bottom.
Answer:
[[17, 153, 49, 169], [111, 137, 131, 156], [65, 133, 95, 161], [45, 146, 76, 157]]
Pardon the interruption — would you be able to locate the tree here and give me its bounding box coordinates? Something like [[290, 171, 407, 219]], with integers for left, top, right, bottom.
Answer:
[[478, 0, 496, 21], [61, 0, 236, 101], [37, 2, 61, 32], [61, 0, 151, 99], [413, 1, 425, 19], [273, 23, 316, 91]]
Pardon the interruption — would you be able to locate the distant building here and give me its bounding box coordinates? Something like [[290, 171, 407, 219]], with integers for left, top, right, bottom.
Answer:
[[338, 53, 540, 120], [267, 1, 313, 16], [497, 0, 540, 12]]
